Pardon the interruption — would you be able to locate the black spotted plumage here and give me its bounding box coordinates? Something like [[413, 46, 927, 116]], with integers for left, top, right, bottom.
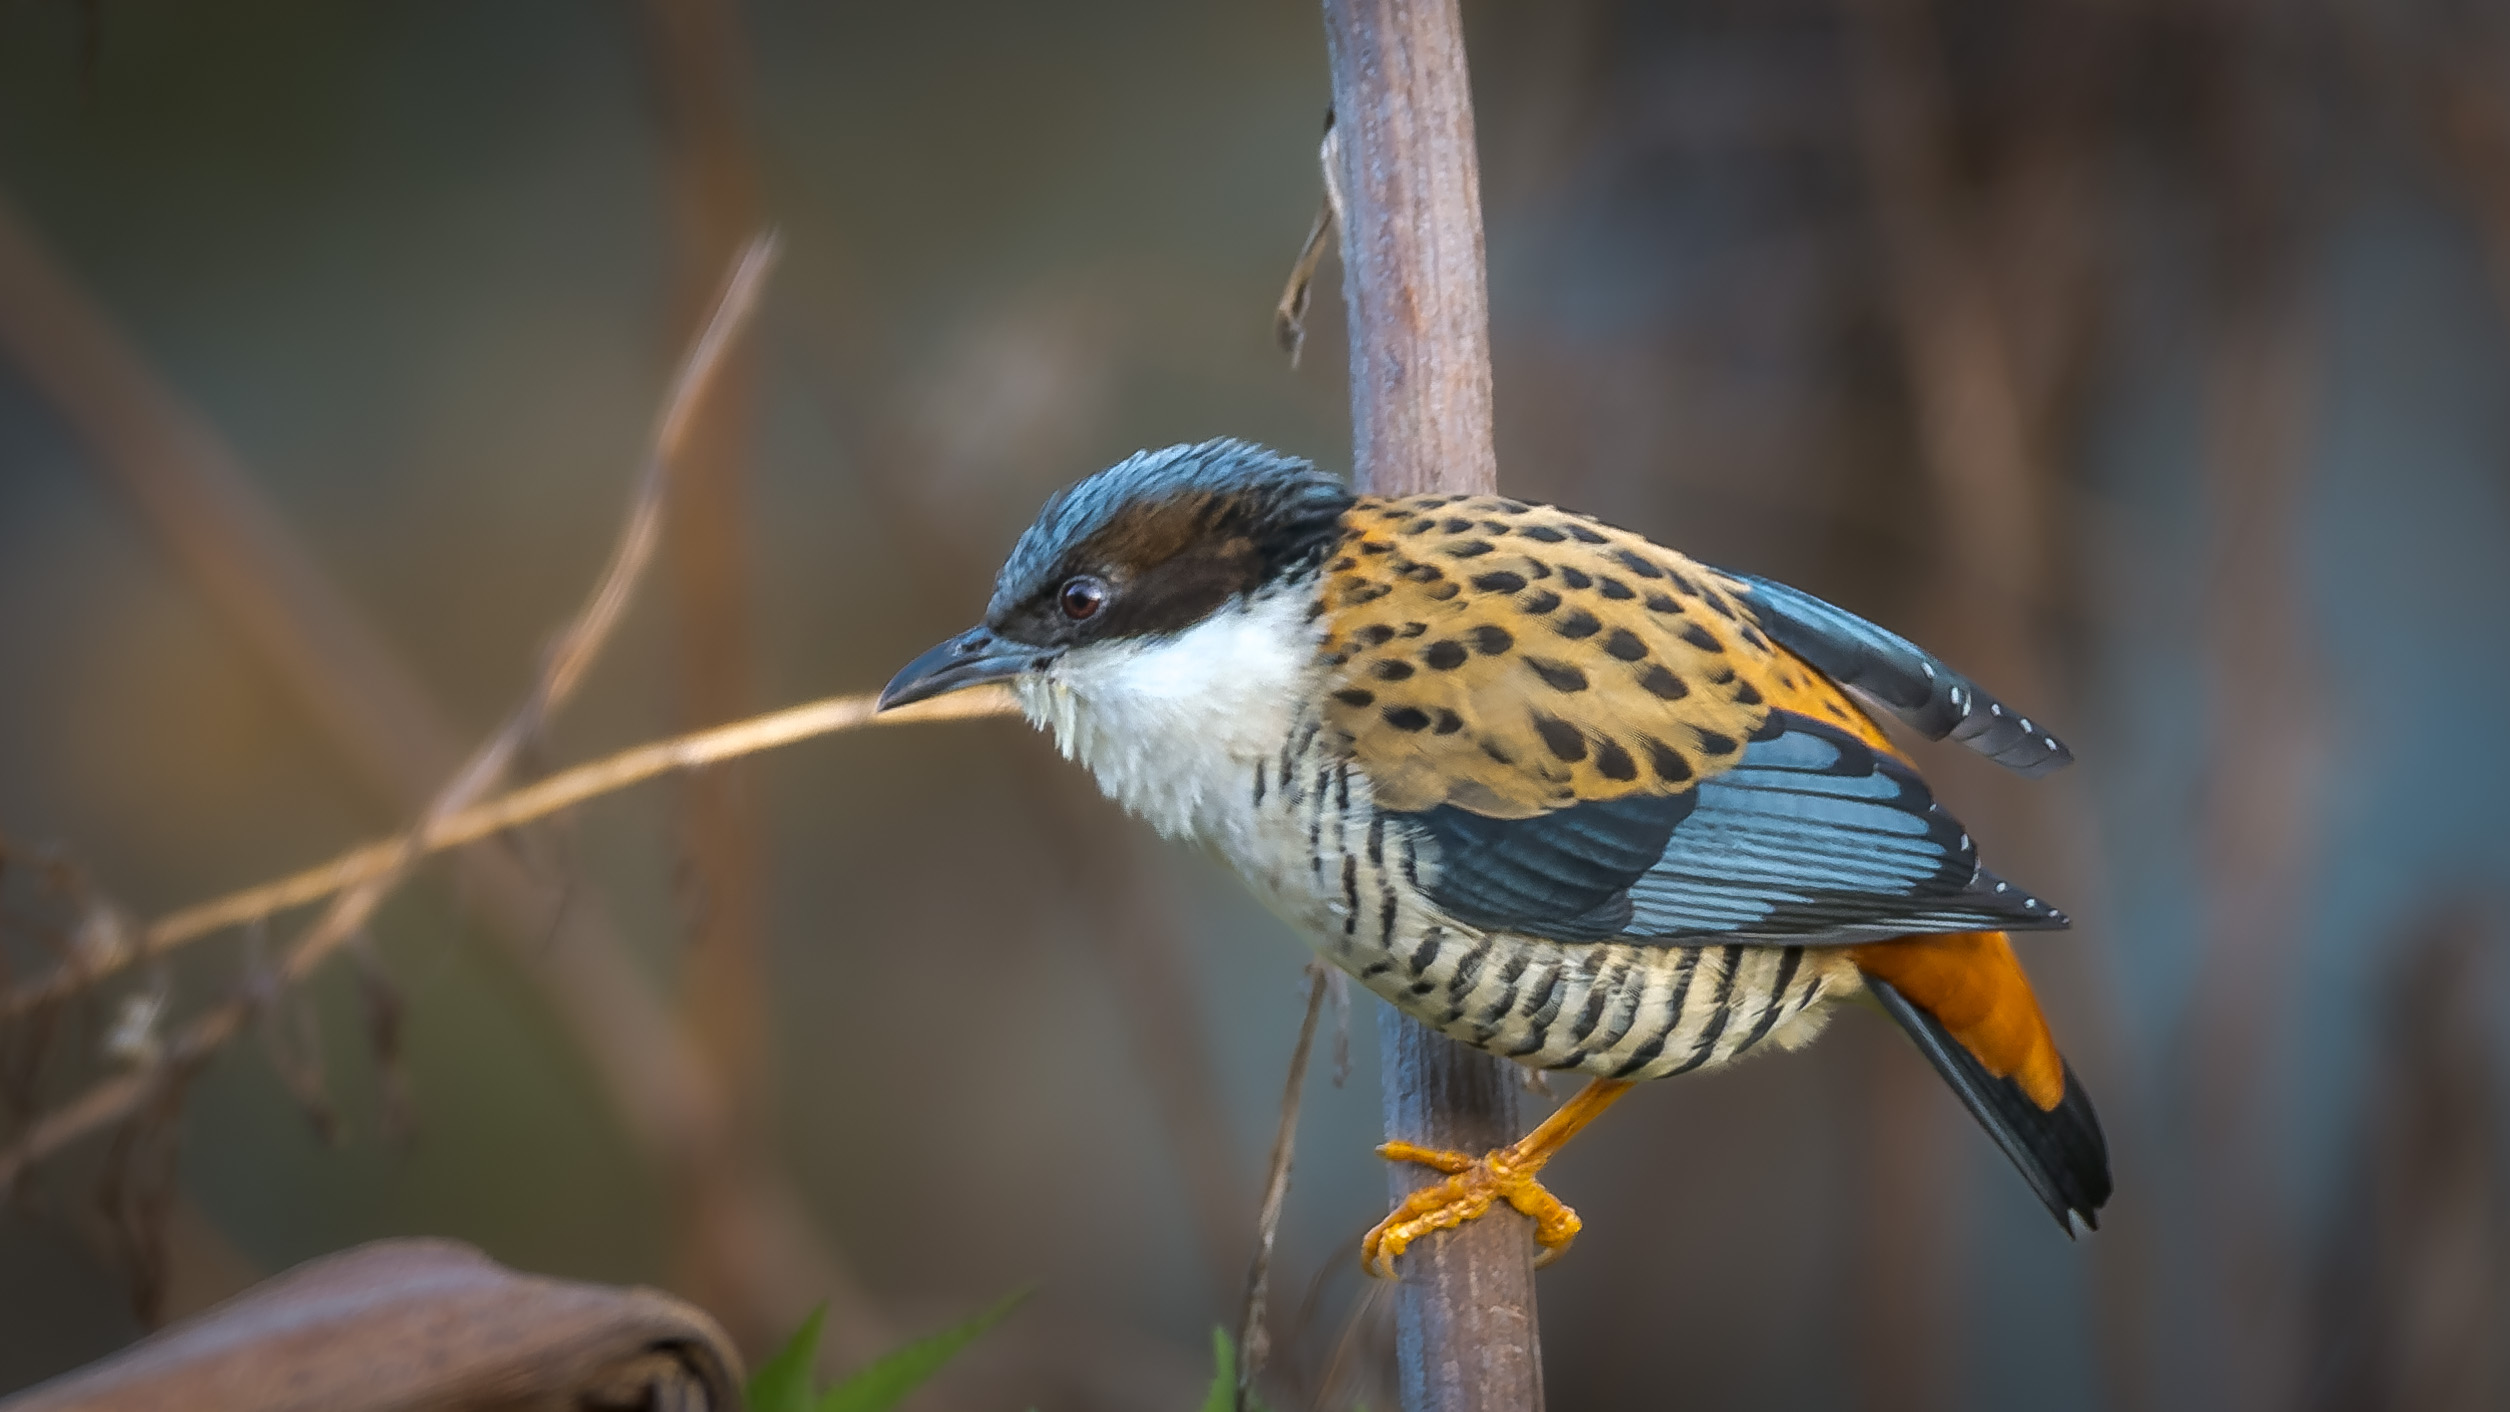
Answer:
[[1319, 497, 1775, 816], [1314, 494, 2075, 946]]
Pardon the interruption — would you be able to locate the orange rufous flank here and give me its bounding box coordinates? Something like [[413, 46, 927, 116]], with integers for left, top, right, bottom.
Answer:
[[1852, 931, 2065, 1110]]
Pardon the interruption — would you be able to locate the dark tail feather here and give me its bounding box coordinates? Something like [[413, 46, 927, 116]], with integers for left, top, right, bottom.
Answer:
[[1868, 977, 2113, 1233]]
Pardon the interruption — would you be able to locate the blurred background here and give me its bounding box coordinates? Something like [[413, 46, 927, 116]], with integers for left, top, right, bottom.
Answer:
[[3, 1, 2509, 1408]]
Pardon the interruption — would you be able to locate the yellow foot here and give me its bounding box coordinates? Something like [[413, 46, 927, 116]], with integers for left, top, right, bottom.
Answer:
[[1360, 1140, 1582, 1278]]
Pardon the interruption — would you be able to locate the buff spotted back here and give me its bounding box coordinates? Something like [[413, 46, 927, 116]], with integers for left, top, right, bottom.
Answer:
[[1314, 494, 1891, 817]]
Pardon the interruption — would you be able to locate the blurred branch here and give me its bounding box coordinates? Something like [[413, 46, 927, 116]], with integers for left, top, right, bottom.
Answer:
[[1849, 0, 2049, 626], [1843, 6, 2038, 1405], [0, 194, 448, 807], [636, 2, 779, 1336], [0, 196, 893, 1362], [1843, 4, 2157, 1409], [2310, 904, 2510, 1412], [0, 234, 780, 1196], [2359, 1, 2510, 321], [2431, 79, 2510, 320], [2185, 20, 2327, 1407]]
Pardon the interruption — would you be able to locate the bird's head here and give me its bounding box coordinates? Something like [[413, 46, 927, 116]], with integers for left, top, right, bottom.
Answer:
[[878, 441, 1355, 754]]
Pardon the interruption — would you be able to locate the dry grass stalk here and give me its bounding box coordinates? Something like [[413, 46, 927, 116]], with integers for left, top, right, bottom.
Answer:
[[1236, 964, 1331, 1412]]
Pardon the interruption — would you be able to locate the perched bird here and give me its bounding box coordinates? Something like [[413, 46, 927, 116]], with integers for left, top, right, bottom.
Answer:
[[880, 439, 2110, 1273]]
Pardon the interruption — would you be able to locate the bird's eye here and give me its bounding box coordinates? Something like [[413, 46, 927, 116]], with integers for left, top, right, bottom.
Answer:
[[1059, 575, 1108, 621]]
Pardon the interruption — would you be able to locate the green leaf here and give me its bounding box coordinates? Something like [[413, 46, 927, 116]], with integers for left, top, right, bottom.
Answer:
[[746, 1305, 827, 1412], [1197, 1327, 1239, 1412], [815, 1287, 1033, 1412]]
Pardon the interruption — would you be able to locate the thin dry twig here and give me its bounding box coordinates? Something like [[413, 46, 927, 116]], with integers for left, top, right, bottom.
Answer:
[[0, 234, 780, 1195], [0, 686, 1014, 1023], [1237, 963, 1331, 1412], [1276, 115, 1345, 365]]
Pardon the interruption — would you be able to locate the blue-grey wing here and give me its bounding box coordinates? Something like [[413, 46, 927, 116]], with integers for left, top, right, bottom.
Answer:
[[1722, 571, 2073, 778], [1393, 713, 2067, 946]]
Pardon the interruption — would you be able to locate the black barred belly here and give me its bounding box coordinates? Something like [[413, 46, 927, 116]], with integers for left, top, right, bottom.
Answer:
[[1334, 926, 1848, 1080], [1255, 743, 1852, 1081]]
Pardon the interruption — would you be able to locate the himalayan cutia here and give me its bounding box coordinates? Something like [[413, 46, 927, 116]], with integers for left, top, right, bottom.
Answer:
[[880, 440, 2109, 1273]]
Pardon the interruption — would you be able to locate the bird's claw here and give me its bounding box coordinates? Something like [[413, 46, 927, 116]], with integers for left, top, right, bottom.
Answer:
[[1360, 1140, 1582, 1278]]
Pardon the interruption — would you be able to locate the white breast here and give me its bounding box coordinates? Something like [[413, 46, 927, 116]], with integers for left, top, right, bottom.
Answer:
[[1014, 585, 1324, 854]]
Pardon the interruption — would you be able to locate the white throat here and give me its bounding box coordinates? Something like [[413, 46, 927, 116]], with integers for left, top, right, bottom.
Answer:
[[1015, 584, 1321, 841]]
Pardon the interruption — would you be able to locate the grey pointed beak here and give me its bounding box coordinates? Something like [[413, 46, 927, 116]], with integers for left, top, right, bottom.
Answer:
[[878, 626, 1045, 711]]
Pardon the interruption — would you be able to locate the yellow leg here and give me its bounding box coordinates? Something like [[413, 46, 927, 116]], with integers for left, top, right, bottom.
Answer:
[[1360, 1077, 1635, 1278]]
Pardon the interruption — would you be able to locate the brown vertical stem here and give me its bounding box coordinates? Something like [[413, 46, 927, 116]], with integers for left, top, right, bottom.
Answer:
[[1323, 0, 1499, 496], [638, 0, 780, 1341], [1320, 2, 1540, 1408], [1371, 1006, 1541, 1410]]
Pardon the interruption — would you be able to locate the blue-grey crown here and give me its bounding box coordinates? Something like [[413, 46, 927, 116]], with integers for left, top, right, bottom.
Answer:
[[988, 439, 1352, 619]]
